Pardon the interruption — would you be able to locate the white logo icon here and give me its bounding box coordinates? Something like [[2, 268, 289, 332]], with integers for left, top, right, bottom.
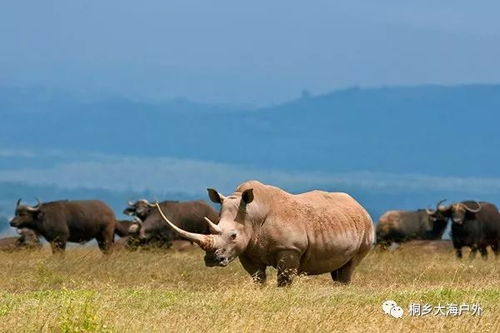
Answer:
[[382, 300, 404, 318], [382, 300, 397, 314], [390, 306, 404, 318]]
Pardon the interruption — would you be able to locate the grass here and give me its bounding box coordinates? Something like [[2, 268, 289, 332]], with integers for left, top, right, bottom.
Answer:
[[0, 246, 498, 332]]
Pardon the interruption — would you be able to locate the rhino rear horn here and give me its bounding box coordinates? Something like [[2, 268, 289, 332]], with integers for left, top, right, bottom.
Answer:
[[204, 217, 222, 235]]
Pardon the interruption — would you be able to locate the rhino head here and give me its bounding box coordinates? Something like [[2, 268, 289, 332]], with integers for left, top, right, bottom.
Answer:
[[155, 188, 255, 267]]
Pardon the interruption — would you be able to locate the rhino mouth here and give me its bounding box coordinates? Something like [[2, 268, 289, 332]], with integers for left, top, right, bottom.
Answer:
[[204, 254, 234, 267]]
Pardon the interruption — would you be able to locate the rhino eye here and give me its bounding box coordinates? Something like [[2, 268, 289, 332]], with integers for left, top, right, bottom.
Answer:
[[230, 232, 237, 240]]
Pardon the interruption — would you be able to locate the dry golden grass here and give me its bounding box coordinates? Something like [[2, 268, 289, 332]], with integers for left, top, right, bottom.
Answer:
[[0, 245, 498, 332]]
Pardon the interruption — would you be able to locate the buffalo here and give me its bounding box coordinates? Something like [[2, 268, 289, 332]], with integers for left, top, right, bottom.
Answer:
[[123, 199, 219, 248], [115, 218, 142, 238], [376, 200, 449, 247], [0, 228, 42, 251], [10, 199, 116, 254], [113, 218, 143, 250], [156, 180, 374, 286], [428, 200, 500, 259]]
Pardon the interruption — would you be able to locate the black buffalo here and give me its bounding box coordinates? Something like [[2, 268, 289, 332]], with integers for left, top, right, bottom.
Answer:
[[10, 199, 116, 254], [124, 199, 219, 247], [428, 201, 500, 259], [0, 228, 42, 251], [376, 200, 449, 246]]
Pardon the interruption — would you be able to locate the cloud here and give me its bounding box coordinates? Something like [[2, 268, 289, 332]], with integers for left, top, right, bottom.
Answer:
[[1, 151, 500, 195], [0, 149, 36, 158]]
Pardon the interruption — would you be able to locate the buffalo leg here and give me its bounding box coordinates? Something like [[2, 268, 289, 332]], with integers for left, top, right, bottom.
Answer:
[[276, 250, 301, 287], [455, 247, 463, 259], [331, 259, 355, 284], [469, 246, 478, 260], [50, 240, 66, 254], [479, 247, 488, 260], [240, 256, 267, 284], [492, 242, 499, 259], [96, 234, 112, 255], [97, 223, 115, 255], [96, 237, 113, 254], [97, 240, 112, 254]]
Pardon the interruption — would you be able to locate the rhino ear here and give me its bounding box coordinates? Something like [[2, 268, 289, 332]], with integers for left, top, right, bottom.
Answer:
[[242, 189, 254, 204], [207, 188, 224, 204]]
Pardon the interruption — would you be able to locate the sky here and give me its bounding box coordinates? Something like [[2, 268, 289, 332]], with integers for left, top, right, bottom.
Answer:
[[1, 1, 500, 105]]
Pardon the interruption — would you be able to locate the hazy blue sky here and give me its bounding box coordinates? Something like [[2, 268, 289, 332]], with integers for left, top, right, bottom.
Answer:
[[1, 1, 500, 104]]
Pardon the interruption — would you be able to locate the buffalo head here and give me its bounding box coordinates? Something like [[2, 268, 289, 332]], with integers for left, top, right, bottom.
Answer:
[[449, 201, 482, 224], [126, 217, 143, 235], [10, 198, 43, 229], [425, 199, 450, 224], [426, 200, 482, 225], [123, 199, 155, 220], [155, 188, 255, 267]]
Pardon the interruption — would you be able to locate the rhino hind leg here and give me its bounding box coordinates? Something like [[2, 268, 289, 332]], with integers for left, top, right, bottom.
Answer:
[[330, 259, 354, 284], [331, 246, 371, 285], [276, 250, 300, 287]]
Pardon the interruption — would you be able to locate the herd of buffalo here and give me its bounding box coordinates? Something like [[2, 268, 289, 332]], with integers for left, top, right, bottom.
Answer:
[[377, 199, 500, 259], [1, 180, 499, 286]]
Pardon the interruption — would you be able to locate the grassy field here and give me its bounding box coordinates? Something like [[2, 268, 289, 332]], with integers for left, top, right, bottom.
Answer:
[[0, 245, 498, 332]]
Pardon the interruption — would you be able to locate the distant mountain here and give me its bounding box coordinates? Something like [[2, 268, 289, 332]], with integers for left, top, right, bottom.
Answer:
[[1, 84, 499, 178]]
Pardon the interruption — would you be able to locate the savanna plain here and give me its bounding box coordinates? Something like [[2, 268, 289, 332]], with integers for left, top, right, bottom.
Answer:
[[0, 246, 498, 332]]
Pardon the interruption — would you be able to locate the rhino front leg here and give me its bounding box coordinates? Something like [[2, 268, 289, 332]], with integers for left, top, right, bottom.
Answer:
[[239, 256, 267, 284], [276, 250, 300, 287]]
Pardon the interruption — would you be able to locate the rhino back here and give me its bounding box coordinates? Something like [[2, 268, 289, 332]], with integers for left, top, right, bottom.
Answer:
[[242, 182, 374, 275]]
